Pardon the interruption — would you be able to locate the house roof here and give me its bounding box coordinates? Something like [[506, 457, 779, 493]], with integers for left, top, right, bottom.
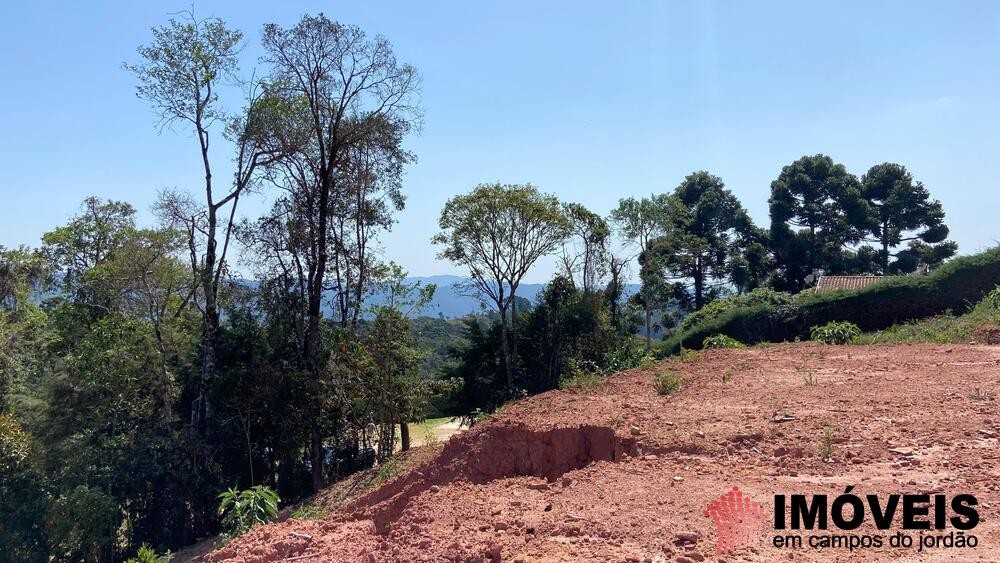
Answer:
[[814, 275, 889, 293]]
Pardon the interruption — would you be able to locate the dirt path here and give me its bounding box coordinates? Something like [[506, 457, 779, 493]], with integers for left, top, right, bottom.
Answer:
[[205, 343, 1000, 562]]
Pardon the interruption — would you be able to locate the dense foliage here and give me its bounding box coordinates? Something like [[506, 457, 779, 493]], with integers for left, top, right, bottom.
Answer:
[[663, 248, 1000, 353]]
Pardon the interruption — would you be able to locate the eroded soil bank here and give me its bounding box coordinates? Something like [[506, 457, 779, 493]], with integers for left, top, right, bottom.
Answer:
[[203, 343, 1000, 562]]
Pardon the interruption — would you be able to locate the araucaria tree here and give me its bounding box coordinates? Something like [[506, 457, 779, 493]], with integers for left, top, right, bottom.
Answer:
[[768, 154, 867, 291], [258, 14, 420, 490], [434, 183, 570, 389], [858, 162, 956, 274], [645, 172, 761, 310]]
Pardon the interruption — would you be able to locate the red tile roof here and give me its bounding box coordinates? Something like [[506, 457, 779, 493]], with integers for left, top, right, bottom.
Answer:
[[814, 275, 892, 293]]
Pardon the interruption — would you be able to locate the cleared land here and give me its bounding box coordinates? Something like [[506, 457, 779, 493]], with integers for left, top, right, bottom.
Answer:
[[203, 343, 1000, 562]]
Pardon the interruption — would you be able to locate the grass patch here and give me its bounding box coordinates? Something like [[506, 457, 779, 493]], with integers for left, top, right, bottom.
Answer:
[[655, 370, 683, 396], [375, 458, 401, 485], [291, 504, 325, 520], [860, 285, 1000, 344]]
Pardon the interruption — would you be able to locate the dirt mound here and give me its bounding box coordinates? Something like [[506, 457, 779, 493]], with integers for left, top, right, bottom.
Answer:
[[204, 343, 1000, 562]]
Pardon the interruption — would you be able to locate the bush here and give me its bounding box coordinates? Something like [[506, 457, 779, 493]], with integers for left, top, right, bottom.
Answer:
[[663, 248, 1000, 354], [679, 288, 793, 332], [126, 544, 172, 563], [654, 370, 683, 395], [861, 284, 1000, 345], [702, 334, 746, 349], [217, 486, 280, 540], [810, 321, 861, 344]]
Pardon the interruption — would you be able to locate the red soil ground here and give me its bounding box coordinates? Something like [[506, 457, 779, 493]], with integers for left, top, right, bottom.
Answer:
[[202, 343, 1000, 562]]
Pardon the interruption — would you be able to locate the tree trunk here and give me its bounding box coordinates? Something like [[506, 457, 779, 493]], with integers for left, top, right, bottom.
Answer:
[[400, 422, 411, 452], [310, 427, 323, 492], [499, 305, 514, 389], [694, 254, 704, 310], [510, 291, 519, 378], [644, 304, 652, 351]]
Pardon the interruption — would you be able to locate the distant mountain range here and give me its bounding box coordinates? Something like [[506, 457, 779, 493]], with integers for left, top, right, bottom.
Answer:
[[365, 275, 640, 319]]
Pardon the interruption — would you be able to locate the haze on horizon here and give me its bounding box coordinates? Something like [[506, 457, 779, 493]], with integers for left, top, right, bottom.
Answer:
[[1, 0, 998, 283]]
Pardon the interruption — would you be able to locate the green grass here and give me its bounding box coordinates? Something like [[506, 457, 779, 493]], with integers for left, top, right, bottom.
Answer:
[[860, 285, 1000, 344]]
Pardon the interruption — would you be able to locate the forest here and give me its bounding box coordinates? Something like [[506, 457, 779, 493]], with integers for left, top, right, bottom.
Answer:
[[0, 12, 959, 562]]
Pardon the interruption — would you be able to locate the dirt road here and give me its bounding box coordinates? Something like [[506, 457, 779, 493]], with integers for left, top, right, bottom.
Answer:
[[205, 343, 1000, 562]]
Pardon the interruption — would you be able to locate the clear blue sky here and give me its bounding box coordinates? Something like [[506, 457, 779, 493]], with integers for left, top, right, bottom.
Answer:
[[1, 1, 998, 283]]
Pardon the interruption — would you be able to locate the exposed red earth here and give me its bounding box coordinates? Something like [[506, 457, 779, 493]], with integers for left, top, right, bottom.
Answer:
[[202, 343, 1000, 562]]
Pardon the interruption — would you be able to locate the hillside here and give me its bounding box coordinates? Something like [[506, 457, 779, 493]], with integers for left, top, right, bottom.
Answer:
[[202, 342, 1000, 562]]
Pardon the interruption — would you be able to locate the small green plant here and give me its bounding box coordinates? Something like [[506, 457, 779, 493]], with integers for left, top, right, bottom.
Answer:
[[702, 334, 746, 349], [721, 370, 733, 383], [800, 368, 817, 386], [559, 359, 607, 391], [217, 485, 280, 539], [375, 457, 401, 484], [291, 504, 326, 520], [422, 427, 439, 446], [679, 347, 702, 362], [126, 545, 172, 563], [817, 426, 835, 459], [655, 370, 683, 396], [810, 321, 861, 345]]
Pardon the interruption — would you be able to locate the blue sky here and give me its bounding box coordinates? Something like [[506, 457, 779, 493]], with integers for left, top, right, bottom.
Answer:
[[1, 1, 998, 283]]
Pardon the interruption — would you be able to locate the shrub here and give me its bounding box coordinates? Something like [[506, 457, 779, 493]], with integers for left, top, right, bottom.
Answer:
[[217, 486, 280, 539], [702, 334, 746, 349], [654, 370, 683, 395], [679, 288, 793, 332], [663, 248, 1000, 354], [126, 544, 172, 563], [810, 321, 861, 345], [375, 458, 401, 484]]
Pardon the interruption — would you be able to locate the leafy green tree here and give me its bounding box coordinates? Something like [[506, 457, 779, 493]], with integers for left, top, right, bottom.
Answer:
[[645, 172, 760, 310], [434, 183, 570, 389], [0, 414, 48, 562], [768, 154, 867, 291], [858, 162, 957, 273], [610, 194, 672, 349]]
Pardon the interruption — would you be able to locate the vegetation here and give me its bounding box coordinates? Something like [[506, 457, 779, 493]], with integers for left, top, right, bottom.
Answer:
[[702, 334, 746, 349], [663, 248, 1000, 353], [217, 486, 280, 540], [0, 7, 980, 562], [810, 321, 862, 345], [861, 285, 1000, 344], [654, 370, 683, 396]]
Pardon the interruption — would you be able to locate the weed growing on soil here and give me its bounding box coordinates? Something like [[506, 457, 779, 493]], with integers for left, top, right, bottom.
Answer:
[[560, 370, 607, 391], [422, 427, 439, 445], [125, 544, 172, 563], [376, 458, 401, 484], [679, 347, 702, 362], [801, 368, 817, 386], [291, 504, 326, 520], [608, 416, 623, 427], [722, 370, 733, 383], [217, 486, 280, 540], [817, 427, 836, 459], [968, 388, 996, 401], [655, 370, 683, 395], [811, 321, 861, 344]]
